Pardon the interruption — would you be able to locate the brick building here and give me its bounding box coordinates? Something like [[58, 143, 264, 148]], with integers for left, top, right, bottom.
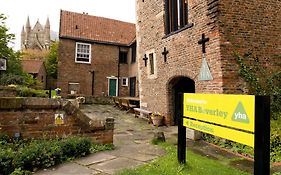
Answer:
[[21, 59, 47, 89], [136, 0, 281, 125], [58, 10, 138, 97]]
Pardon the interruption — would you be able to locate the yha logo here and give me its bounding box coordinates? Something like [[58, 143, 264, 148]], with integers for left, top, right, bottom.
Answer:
[[231, 102, 250, 124]]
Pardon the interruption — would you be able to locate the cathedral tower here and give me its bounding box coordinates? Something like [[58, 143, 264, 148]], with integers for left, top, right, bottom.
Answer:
[[21, 16, 51, 50]]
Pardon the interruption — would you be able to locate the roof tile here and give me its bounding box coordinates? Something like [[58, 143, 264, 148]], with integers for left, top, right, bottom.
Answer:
[[21, 60, 44, 74], [59, 10, 136, 46]]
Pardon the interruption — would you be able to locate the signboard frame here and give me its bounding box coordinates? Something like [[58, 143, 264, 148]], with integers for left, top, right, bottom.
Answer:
[[177, 93, 270, 175]]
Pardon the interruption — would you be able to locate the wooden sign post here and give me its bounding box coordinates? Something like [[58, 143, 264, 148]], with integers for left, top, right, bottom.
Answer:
[[177, 93, 270, 175]]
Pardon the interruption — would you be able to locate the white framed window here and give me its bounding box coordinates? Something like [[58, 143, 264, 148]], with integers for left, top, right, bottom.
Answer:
[[121, 77, 128, 86], [75, 42, 91, 64]]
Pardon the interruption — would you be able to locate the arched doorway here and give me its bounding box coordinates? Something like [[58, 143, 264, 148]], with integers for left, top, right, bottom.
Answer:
[[168, 76, 195, 125]]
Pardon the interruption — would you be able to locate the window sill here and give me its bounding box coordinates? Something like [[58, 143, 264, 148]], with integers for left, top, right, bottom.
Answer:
[[75, 61, 91, 64], [162, 23, 194, 39]]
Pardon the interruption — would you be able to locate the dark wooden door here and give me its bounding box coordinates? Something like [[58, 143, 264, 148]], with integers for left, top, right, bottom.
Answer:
[[129, 77, 136, 97]]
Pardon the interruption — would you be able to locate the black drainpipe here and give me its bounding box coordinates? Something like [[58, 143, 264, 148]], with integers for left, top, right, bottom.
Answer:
[[117, 46, 120, 96]]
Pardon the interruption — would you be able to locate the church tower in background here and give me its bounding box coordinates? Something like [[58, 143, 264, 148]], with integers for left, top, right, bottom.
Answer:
[[21, 16, 51, 50]]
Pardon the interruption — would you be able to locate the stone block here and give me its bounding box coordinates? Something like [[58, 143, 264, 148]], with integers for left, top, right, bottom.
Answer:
[[0, 97, 24, 109], [186, 128, 202, 140]]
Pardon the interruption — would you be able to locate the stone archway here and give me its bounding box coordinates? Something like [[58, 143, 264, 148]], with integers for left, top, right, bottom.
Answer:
[[167, 76, 195, 125]]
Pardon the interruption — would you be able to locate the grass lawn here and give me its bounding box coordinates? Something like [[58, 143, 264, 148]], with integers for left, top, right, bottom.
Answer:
[[116, 143, 250, 175]]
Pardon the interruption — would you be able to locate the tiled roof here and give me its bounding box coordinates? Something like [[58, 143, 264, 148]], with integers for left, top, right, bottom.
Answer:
[[21, 59, 44, 74], [59, 10, 136, 46]]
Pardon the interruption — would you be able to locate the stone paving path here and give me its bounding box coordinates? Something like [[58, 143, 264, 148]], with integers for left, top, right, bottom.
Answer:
[[35, 104, 281, 174], [36, 104, 177, 175]]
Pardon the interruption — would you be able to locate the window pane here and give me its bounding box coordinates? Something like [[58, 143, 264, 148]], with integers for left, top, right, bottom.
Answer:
[[149, 53, 154, 75], [119, 51, 128, 64], [76, 43, 91, 63]]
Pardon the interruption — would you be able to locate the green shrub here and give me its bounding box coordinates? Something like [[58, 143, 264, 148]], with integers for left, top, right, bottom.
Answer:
[[10, 168, 31, 175], [235, 53, 281, 119], [0, 148, 16, 175], [0, 74, 25, 85], [16, 86, 48, 98], [0, 136, 94, 175], [202, 117, 281, 162], [270, 118, 281, 162], [59, 137, 92, 160]]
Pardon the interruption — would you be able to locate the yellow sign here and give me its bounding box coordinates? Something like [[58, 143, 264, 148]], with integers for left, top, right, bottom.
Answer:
[[183, 93, 255, 132], [183, 118, 254, 147], [55, 114, 64, 125]]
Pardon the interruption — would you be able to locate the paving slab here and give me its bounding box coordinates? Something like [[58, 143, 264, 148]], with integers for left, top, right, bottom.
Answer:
[[35, 162, 97, 175], [76, 152, 117, 166], [121, 152, 159, 162], [89, 157, 143, 174]]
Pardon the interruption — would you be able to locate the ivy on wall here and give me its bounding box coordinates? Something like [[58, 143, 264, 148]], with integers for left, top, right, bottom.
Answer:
[[235, 52, 281, 119]]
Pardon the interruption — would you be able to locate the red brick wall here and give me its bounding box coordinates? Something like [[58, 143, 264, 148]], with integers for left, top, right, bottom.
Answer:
[[136, 0, 280, 124], [0, 98, 114, 144], [0, 86, 17, 97], [136, 0, 223, 124], [218, 0, 281, 93]]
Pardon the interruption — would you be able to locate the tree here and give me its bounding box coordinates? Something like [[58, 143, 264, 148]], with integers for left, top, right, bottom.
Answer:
[[46, 42, 58, 79], [21, 48, 49, 60], [0, 14, 25, 85]]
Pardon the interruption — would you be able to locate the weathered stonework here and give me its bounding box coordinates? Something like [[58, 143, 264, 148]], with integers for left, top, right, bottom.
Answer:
[[21, 17, 51, 50], [0, 97, 114, 144], [136, 0, 281, 125]]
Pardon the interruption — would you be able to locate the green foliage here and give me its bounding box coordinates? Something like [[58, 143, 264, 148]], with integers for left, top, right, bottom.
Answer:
[[202, 134, 254, 158], [0, 148, 15, 175], [0, 14, 34, 87], [117, 143, 249, 175], [59, 137, 92, 160], [10, 168, 31, 175], [0, 74, 24, 85], [46, 42, 58, 79], [15, 86, 48, 97], [270, 118, 281, 162], [0, 136, 100, 175], [0, 14, 22, 76], [202, 120, 281, 163], [232, 52, 281, 162], [235, 53, 281, 119], [90, 144, 114, 153], [0, 14, 15, 60]]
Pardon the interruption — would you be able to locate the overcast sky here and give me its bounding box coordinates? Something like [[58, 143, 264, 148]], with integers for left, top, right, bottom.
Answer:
[[0, 0, 136, 50]]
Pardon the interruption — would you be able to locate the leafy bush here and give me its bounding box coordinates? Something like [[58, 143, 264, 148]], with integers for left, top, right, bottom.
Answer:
[[59, 137, 92, 160], [0, 136, 96, 175], [0, 148, 15, 175], [270, 118, 281, 162], [16, 86, 48, 98], [0, 74, 25, 85], [10, 168, 31, 175], [235, 53, 281, 119], [202, 117, 281, 162]]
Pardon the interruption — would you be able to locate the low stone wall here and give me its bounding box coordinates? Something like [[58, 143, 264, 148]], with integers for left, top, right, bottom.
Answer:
[[0, 86, 17, 97], [0, 97, 114, 144]]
